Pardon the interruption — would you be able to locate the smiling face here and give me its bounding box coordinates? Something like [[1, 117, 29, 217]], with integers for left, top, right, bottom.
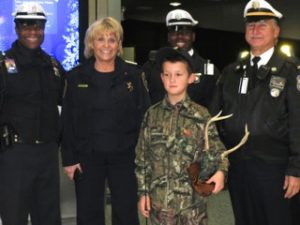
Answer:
[[92, 31, 120, 64], [167, 26, 195, 51], [245, 19, 280, 55], [161, 61, 195, 104], [15, 20, 45, 50]]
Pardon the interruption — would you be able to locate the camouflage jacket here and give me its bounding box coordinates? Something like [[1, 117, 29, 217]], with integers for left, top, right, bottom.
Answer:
[[135, 96, 228, 213]]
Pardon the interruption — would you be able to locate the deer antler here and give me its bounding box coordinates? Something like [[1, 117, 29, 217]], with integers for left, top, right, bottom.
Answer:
[[221, 124, 249, 160], [204, 111, 233, 150]]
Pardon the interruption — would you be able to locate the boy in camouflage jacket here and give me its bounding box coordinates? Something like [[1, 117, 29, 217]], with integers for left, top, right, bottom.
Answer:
[[135, 47, 229, 225]]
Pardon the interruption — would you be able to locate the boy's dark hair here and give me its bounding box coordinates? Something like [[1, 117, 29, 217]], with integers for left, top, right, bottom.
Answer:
[[156, 47, 194, 74], [161, 55, 193, 74]]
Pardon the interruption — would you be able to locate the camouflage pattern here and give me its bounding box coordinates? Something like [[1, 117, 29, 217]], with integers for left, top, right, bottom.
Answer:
[[135, 96, 228, 225]]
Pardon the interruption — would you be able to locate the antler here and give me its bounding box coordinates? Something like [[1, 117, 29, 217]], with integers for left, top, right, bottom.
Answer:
[[204, 111, 233, 150], [221, 124, 249, 160]]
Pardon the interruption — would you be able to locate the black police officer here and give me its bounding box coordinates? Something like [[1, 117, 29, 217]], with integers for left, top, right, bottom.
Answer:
[[0, 2, 64, 225], [143, 9, 220, 107], [61, 17, 150, 225], [210, 0, 300, 225]]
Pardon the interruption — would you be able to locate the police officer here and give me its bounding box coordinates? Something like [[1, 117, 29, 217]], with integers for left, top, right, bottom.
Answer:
[[0, 2, 64, 225], [143, 9, 220, 107], [61, 17, 150, 225], [210, 0, 300, 225]]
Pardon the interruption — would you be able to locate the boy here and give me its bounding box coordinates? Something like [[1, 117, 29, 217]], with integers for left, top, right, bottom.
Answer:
[[135, 47, 228, 225]]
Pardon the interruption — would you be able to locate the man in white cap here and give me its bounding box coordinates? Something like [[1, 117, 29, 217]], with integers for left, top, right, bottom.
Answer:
[[0, 2, 64, 225], [210, 0, 300, 225], [143, 9, 220, 107]]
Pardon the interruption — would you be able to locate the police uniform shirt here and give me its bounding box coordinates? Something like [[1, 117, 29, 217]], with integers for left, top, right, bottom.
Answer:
[[90, 69, 119, 152]]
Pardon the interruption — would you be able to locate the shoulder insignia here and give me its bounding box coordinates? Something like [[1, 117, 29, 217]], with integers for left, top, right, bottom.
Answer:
[[141, 72, 149, 92], [4, 58, 18, 74], [125, 60, 137, 65]]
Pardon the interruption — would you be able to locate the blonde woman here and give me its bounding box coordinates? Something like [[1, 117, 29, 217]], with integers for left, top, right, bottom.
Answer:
[[61, 17, 150, 225]]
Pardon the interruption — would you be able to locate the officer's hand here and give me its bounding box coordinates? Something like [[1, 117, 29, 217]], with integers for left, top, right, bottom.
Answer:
[[206, 170, 225, 194], [283, 175, 300, 198], [138, 195, 151, 218], [64, 164, 82, 180]]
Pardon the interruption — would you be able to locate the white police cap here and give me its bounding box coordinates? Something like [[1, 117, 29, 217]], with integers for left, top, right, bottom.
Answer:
[[244, 0, 283, 21], [14, 2, 47, 21], [166, 9, 198, 27]]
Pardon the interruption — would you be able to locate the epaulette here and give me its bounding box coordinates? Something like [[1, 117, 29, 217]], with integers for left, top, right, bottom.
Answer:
[[125, 60, 138, 65], [0, 51, 6, 63], [285, 56, 300, 71]]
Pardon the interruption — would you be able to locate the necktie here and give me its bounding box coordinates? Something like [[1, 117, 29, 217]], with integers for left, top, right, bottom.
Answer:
[[252, 56, 261, 76]]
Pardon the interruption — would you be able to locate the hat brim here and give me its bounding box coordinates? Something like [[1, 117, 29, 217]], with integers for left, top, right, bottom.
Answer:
[[245, 15, 278, 22], [155, 47, 194, 72]]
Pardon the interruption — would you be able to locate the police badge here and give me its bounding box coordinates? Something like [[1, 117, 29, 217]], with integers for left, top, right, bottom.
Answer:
[[269, 76, 286, 97]]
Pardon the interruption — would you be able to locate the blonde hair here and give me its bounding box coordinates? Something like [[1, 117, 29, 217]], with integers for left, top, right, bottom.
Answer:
[[84, 17, 123, 59]]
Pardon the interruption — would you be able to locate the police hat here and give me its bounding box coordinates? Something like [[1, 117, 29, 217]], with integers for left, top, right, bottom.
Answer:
[[244, 0, 283, 22], [155, 47, 194, 72], [166, 9, 198, 31], [14, 2, 47, 22]]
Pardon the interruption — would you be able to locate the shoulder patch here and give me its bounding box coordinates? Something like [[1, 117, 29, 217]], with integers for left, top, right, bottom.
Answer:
[[50, 57, 61, 77]]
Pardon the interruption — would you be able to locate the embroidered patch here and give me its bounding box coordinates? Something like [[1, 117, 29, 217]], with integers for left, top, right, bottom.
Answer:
[[4, 58, 18, 73]]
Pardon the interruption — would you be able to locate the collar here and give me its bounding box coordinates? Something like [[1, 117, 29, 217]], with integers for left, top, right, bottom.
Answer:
[[250, 47, 274, 68], [188, 48, 194, 57], [161, 95, 192, 111]]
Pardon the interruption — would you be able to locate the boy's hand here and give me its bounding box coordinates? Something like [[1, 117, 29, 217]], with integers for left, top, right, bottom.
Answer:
[[206, 170, 225, 194], [139, 195, 151, 218]]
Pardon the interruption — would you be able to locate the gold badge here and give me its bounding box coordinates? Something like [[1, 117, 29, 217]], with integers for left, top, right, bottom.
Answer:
[[126, 81, 134, 92]]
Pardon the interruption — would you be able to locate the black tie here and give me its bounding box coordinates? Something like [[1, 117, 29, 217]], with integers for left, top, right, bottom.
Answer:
[[252, 56, 261, 76]]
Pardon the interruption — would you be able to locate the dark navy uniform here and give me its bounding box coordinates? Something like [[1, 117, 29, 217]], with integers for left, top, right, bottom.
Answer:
[[211, 50, 300, 225], [62, 56, 150, 225], [0, 41, 65, 225], [143, 49, 220, 107]]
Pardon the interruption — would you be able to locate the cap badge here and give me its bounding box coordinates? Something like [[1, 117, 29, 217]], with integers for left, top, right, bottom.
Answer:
[[252, 1, 260, 9], [175, 13, 181, 20]]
